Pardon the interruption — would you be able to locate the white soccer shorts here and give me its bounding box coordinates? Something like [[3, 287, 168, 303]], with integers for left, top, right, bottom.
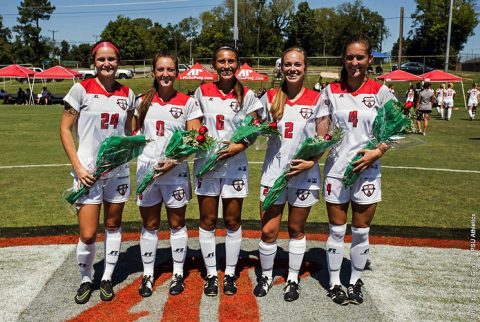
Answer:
[[323, 176, 381, 205], [194, 177, 248, 198], [74, 175, 130, 205], [260, 185, 319, 208]]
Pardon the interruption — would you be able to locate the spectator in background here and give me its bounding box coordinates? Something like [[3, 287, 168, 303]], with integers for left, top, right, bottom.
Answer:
[[25, 88, 32, 104], [404, 85, 415, 113], [274, 57, 282, 78], [388, 83, 395, 95], [467, 82, 478, 120], [375, 65, 383, 75], [416, 82, 435, 135], [40, 86, 52, 105], [16, 88, 27, 105], [434, 84, 445, 116], [442, 83, 456, 121], [413, 82, 422, 106]]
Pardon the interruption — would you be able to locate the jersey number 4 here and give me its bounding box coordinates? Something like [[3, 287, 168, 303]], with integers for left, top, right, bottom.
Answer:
[[100, 113, 119, 129], [348, 111, 358, 128]]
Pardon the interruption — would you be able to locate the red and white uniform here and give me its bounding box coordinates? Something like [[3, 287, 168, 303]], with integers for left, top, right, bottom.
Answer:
[[467, 88, 479, 106], [443, 88, 456, 107], [193, 83, 263, 179], [436, 88, 445, 105], [260, 88, 322, 190], [64, 78, 135, 178]]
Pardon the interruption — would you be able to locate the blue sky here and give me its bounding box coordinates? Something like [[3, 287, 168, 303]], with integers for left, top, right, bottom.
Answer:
[[2, 0, 479, 54]]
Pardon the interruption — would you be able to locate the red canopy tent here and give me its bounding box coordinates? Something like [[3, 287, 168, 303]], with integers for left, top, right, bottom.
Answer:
[[419, 70, 466, 109], [235, 63, 268, 81], [0, 64, 37, 103], [377, 69, 422, 82], [176, 63, 218, 81], [34, 66, 82, 83]]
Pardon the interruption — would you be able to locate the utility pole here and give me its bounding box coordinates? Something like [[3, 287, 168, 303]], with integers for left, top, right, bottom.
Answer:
[[398, 7, 404, 68], [93, 34, 99, 42], [445, 0, 453, 72], [48, 29, 58, 61], [234, 0, 238, 49]]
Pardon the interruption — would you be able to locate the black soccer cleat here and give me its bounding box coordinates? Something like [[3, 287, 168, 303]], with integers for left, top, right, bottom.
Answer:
[[99, 280, 115, 301], [223, 274, 238, 295], [347, 279, 364, 304], [327, 285, 349, 305], [283, 280, 301, 302], [253, 275, 272, 297], [169, 274, 185, 295], [75, 281, 93, 304], [139, 275, 153, 297], [203, 275, 219, 296]]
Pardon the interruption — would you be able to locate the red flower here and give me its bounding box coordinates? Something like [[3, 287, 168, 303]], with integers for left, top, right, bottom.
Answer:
[[323, 133, 332, 141], [199, 126, 208, 135], [268, 121, 277, 129], [196, 134, 206, 143], [253, 118, 261, 125]]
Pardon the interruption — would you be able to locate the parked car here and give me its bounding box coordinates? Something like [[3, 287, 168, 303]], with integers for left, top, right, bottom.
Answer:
[[178, 64, 190, 73], [77, 68, 135, 79], [399, 62, 434, 75]]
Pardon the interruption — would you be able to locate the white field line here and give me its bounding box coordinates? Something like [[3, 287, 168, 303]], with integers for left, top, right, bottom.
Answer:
[[0, 162, 479, 174]]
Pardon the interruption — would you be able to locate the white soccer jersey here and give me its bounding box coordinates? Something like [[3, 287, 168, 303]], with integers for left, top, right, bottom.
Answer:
[[320, 79, 396, 179], [63, 78, 135, 178], [136, 91, 203, 184], [436, 88, 445, 104], [260, 88, 322, 189], [444, 88, 456, 104], [193, 82, 263, 179], [467, 88, 479, 105]]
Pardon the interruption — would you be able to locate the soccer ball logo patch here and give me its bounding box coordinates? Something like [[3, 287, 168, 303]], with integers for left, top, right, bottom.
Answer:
[[296, 189, 311, 201], [116, 184, 129, 196], [172, 188, 186, 201], [230, 101, 241, 113], [362, 96, 375, 108], [232, 179, 245, 191], [116, 99, 128, 110], [361, 184, 375, 197], [299, 108, 313, 119], [170, 107, 183, 119]]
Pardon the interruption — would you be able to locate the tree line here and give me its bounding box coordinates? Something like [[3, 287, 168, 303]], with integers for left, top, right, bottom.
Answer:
[[0, 0, 477, 68]]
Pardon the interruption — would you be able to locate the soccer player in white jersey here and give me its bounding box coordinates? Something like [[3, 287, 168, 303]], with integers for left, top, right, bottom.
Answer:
[[253, 47, 322, 302], [193, 46, 263, 296], [443, 83, 456, 120], [134, 52, 203, 297], [318, 35, 395, 305], [467, 82, 479, 120], [435, 84, 445, 116], [60, 41, 135, 304]]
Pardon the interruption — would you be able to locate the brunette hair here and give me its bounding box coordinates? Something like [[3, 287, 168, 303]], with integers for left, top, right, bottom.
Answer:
[[136, 52, 179, 130], [340, 34, 373, 81], [270, 47, 307, 122], [213, 46, 245, 108]]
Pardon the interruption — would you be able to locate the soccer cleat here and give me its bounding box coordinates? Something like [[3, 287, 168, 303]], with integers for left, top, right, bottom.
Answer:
[[327, 285, 349, 305], [99, 280, 115, 301], [75, 281, 93, 304], [139, 275, 153, 297], [283, 280, 301, 302], [223, 274, 238, 295], [347, 279, 364, 304], [253, 275, 272, 297], [203, 275, 219, 296], [169, 274, 185, 295]]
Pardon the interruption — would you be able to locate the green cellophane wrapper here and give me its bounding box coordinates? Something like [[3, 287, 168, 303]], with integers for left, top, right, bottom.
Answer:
[[136, 129, 214, 195], [196, 115, 279, 178], [343, 99, 410, 187], [66, 135, 148, 205], [262, 130, 341, 211]]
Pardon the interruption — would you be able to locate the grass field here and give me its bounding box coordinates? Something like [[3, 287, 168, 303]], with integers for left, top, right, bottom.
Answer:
[[0, 72, 479, 233]]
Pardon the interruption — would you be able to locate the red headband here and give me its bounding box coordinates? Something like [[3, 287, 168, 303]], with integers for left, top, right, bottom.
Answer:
[[91, 41, 120, 57]]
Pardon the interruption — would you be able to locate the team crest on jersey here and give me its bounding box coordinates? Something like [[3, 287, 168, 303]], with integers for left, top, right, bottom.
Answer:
[[116, 99, 128, 110], [172, 188, 186, 201], [170, 107, 183, 119], [299, 108, 313, 119], [230, 101, 241, 113], [232, 179, 245, 191], [296, 189, 311, 201], [361, 184, 375, 197], [362, 96, 376, 108], [116, 184, 129, 196]]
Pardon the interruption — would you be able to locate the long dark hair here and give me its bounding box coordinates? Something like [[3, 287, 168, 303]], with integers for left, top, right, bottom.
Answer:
[[340, 34, 372, 81], [213, 46, 245, 108], [136, 52, 179, 130]]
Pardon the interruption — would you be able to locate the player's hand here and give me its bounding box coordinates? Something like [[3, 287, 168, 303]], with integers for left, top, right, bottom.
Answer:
[[76, 166, 95, 188], [287, 159, 315, 177], [153, 160, 177, 178], [352, 148, 383, 173], [216, 141, 246, 161]]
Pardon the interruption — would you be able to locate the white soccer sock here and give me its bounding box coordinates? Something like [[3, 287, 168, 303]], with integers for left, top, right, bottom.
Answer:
[[199, 227, 217, 277], [326, 224, 346, 288], [258, 240, 277, 281], [350, 226, 370, 285], [102, 227, 122, 281], [140, 228, 158, 278], [447, 108, 452, 120], [287, 236, 306, 283], [440, 107, 445, 118], [436, 105, 441, 114], [225, 226, 242, 277], [170, 226, 188, 277], [469, 109, 473, 118], [77, 239, 96, 283]]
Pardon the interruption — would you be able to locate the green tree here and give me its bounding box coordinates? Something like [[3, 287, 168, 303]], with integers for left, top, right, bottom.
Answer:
[[70, 43, 92, 68], [286, 2, 317, 54], [100, 16, 145, 61], [13, 0, 55, 64], [0, 16, 13, 64], [59, 40, 70, 61]]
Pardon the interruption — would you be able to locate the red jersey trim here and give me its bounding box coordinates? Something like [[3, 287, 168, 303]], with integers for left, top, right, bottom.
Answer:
[[330, 78, 383, 96], [80, 78, 130, 97], [266, 88, 320, 106], [151, 91, 190, 106], [200, 82, 248, 100]]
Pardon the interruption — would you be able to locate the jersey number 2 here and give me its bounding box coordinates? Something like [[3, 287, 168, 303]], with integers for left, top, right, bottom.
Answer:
[[348, 111, 358, 128], [100, 113, 119, 129], [284, 122, 294, 139]]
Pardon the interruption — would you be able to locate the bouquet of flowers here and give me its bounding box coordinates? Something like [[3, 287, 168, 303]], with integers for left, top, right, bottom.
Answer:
[[136, 126, 214, 195], [65, 135, 148, 205], [262, 130, 341, 211], [343, 99, 410, 187], [196, 115, 279, 178]]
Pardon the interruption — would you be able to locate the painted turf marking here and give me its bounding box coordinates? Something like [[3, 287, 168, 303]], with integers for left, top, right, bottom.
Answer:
[[0, 162, 479, 174]]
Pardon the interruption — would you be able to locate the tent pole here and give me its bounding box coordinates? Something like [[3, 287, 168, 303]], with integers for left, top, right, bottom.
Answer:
[[461, 81, 466, 110]]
